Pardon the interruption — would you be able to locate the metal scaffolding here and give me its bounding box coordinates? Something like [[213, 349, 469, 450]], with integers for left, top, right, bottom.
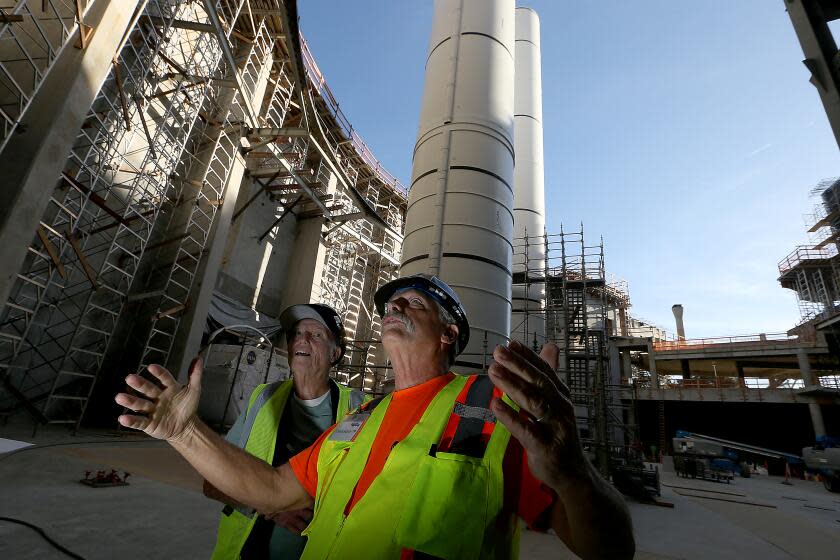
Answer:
[[0, 1, 236, 427], [0, 0, 97, 154], [512, 226, 635, 475], [779, 177, 840, 324], [0, 0, 407, 427]]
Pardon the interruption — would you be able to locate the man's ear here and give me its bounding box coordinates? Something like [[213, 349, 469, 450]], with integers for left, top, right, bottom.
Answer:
[[331, 344, 341, 363], [441, 324, 459, 345]]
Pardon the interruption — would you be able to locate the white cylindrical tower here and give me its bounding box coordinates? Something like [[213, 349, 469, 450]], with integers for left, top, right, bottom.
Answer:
[[402, 0, 516, 370], [510, 6, 546, 348], [672, 304, 686, 340]]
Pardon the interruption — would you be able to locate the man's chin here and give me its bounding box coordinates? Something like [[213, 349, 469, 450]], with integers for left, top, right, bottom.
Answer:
[[381, 325, 409, 341], [290, 355, 315, 370]]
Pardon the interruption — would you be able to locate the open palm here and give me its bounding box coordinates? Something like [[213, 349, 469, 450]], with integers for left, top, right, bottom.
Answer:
[[115, 358, 203, 441]]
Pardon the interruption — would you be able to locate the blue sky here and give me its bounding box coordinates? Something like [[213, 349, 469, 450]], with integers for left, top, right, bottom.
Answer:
[[297, 1, 840, 338]]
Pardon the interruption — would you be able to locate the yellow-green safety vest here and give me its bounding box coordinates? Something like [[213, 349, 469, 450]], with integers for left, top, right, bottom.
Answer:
[[211, 378, 364, 560], [301, 374, 519, 560]]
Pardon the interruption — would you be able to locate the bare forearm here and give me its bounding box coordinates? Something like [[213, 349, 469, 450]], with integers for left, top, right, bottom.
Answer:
[[203, 479, 246, 509], [549, 464, 635, 559], [171, 417, 310, 514]]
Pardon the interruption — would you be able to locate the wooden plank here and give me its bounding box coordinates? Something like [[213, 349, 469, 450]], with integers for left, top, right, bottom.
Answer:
[[231, 29, 254, 44], [88, 208, 155, 235], [65, 230, 98, 289], [61, 172, 128, 225], [134, 98, 157, 159], [153, 303, 187, 321], [158, 50, 188, 77], [150, 80, 207, 100], [137, 233, 189, 255], [127, 289, 165, 302], [145, 16, 213, 33], [112, 59, 131, 131], [37, 227, 66, 279], [73, 0, 93, 50]]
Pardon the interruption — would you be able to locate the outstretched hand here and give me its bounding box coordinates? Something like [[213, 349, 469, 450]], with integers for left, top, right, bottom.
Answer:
[[115, 357, 204, 442], [488, 340, 588, 490]]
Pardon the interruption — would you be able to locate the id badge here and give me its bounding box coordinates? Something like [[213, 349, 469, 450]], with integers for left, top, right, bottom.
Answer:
[[329, 412, 370, 442]]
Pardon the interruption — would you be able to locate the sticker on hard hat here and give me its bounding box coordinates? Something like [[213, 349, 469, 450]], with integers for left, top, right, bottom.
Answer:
[[329, 412, 371, 442]]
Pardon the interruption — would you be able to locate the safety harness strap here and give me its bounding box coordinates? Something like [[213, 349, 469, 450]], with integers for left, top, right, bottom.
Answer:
[[440, 375, 499, 458]]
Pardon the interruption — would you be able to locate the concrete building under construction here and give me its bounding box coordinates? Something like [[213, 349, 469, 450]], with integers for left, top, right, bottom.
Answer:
[[0, 1, 655, 477], [1, 1, 839, 559]]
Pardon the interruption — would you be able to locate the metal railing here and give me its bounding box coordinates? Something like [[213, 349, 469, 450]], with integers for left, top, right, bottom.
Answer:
[[652, 332, 800, 352], [299, 35, 407, 196], [778, 245, 837, 275], [629, 375, 840, 391]]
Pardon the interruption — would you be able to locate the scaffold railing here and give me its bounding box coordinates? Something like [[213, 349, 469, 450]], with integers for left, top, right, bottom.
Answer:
[[299, 35, 407, 197], [652, 332, 802, 352], [778, 244, 838, 275]]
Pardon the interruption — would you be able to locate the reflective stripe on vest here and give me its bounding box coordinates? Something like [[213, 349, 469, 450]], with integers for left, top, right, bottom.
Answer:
[[211, 379, 362, 560], [301, 374, 518, 560], [438, 374, 500, 458]]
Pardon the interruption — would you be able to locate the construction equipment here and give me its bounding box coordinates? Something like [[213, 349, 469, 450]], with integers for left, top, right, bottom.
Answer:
[[802, 437, 840, 493]]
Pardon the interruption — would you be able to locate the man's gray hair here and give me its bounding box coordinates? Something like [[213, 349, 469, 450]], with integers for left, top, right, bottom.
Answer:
[[438, 304, 456, 328], [436, 302, 457, 368]]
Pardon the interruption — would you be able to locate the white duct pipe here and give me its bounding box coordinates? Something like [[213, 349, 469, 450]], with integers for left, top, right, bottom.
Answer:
[[510, 7, 546, 347], [402, 0, 516, 370], [672, 304, 686, 341]]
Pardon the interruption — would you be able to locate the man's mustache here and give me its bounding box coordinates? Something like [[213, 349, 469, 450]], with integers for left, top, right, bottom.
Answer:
[[383, 310, 414, 332]]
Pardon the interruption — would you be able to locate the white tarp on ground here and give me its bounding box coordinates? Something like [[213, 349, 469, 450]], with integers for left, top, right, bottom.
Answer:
[[0, 438, 33, 453]]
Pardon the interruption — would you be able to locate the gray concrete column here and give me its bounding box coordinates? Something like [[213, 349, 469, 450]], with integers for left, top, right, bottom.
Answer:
[[620, 350, 633, 381], [798, 349, 827, 439], [0, 0, 142, 306], [280, 217, 329, 308], [809, 403, 827, 439], [608, 342, 621, 386], [278, 172, 338, 309], [798, 348, 816, 385], [647, 340, 659, 388]]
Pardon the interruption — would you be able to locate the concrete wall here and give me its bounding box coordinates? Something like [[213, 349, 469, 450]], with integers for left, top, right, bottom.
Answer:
[[218, 177, 297, 317]]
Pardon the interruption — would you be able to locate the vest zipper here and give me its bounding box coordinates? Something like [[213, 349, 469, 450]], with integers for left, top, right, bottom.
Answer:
[[325, 514, 348, 558]]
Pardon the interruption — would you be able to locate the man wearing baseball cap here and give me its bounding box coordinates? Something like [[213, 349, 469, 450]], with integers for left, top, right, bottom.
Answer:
[[117, 276, 633, 559], [204, 303, 365, 560]]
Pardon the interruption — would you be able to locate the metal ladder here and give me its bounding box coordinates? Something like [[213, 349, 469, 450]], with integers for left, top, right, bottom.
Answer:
[[137, 18, 274, 375], [0, 2, 207, 424]]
